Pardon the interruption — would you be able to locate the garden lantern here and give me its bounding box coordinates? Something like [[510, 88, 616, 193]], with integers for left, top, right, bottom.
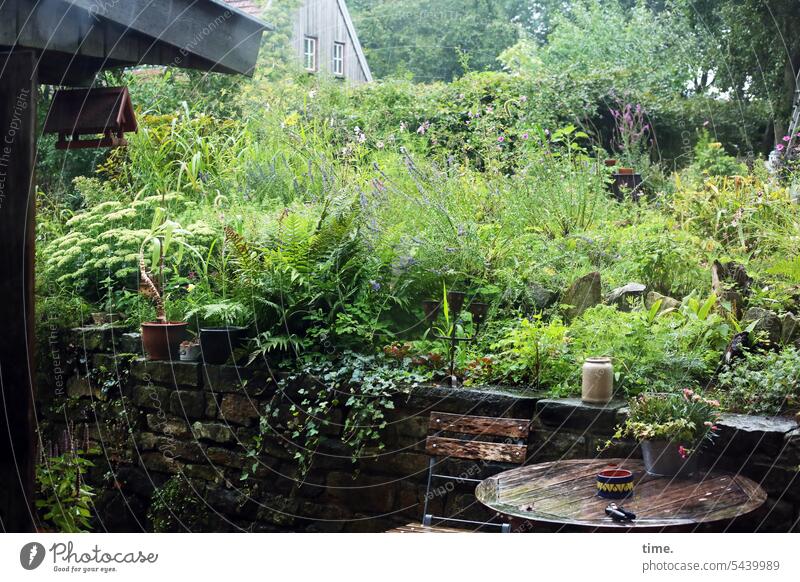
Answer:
[[43, 87, 137, 150]]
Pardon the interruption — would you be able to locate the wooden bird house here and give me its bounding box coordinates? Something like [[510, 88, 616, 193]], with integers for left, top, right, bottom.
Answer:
[[43, 87, 137, 149]]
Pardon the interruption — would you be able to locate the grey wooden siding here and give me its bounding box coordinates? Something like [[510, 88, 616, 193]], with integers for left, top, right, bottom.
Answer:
[[290, 0, 370, 84]]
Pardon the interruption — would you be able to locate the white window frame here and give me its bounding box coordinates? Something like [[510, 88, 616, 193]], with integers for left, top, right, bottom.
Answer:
[[333, 42, 345, 77], [303, 36, 317, 72]]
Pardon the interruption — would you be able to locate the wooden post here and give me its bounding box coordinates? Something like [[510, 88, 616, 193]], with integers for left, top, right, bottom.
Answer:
[[0, 50, 37, 532]]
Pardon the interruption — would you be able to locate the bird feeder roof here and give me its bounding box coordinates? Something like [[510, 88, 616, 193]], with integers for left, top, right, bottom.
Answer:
[[43, 87, 137, 136]]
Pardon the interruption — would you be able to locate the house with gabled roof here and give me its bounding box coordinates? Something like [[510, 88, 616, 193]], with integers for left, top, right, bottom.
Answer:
[[227, 0, 373, 84]]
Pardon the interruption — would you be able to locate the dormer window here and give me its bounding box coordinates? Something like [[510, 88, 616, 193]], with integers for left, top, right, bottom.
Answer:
[[304, 36, 317, 72], [333, 42, 345, 76]]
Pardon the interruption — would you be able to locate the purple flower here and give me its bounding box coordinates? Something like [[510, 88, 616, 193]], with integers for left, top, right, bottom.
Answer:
[[521, 132, 529, 140], [369, 280, 381, 291], [416, 121, 430, 135]]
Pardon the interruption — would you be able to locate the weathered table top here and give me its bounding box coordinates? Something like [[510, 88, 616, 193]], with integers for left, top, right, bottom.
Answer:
[[475, 458, 767, 530]]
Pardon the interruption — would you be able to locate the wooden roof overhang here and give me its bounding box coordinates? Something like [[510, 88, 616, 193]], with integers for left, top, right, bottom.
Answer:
[[0, 0, 271, 85]]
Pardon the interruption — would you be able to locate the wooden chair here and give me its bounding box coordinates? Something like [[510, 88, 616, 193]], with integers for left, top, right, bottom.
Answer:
[[388, 411, 531, 533]]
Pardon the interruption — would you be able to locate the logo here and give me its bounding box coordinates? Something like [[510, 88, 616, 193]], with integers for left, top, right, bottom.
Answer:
[[20, 542, 46, 570]]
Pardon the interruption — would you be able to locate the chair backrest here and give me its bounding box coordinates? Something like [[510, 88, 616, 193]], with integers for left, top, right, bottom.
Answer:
[[420, 411, 531, 531], [425, 411, 530, 464]]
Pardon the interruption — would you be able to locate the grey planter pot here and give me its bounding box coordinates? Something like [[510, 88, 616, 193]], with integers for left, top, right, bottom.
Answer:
[[641, 440, 698, 477]]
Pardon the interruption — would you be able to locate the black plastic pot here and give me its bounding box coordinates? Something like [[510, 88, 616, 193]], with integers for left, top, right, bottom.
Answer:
[[199, 327, 247, 365]]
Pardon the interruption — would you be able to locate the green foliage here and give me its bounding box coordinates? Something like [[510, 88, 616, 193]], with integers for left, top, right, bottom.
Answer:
[[36, 448, 96, 533], [253, 352, 427, 478], [690, 130, 748, 178], [349, 0, 526, 82], [488, 315, 574, 390], [617, 389, 721, 445], [716, 347, 800, 415], [148, 475, 210, 532]]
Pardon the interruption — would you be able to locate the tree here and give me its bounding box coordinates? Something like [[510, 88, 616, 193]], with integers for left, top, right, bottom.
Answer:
[[348, 0, 529, 81], [674, 0, 800, 141]]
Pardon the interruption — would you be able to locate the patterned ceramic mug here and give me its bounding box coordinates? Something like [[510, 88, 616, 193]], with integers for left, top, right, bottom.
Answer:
[[596, 468, 634, 499]]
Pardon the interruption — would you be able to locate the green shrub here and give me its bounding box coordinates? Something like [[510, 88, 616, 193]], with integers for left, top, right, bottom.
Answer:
[[716, 347, 800, 415]]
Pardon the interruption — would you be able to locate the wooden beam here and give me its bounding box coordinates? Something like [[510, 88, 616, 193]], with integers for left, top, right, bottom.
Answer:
[[0, 49, 37, 532]]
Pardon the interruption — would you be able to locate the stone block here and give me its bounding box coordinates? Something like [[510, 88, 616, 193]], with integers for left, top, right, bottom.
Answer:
[[370, 451, 429, 477], [71, 325, 126, 351], [132, 385, 170, 410], [716, 413, 798, 457], [219, 393, 261, 426], [183, 464, 223, 483], [326, 472, 397, 514], [146, 414, 191, 439], [206, 447, 248, 469], [131, 359, 201, 388], [203, 365, 256, 393], [563, 272, 601, 320], [535, 398, 626, 433], [192, 421, 236, 444], [783, 428, 800, 466], [140, 451, 183, 474], [170, 390, 207, 420], [67, 375, 96, 398], [120, 332, 142, 354]]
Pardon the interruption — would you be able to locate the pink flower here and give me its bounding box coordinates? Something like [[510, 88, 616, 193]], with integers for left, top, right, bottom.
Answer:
[[776, 144, 785, 152], [678, 446, 689, 459], [783, 135, 792, 142], [498, 135, 505, 143], [682, 388, 694, 400], [704, 421, 713, 427]]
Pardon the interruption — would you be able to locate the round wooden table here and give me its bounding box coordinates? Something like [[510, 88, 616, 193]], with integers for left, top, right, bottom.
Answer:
[[475, 458, 767, 532]]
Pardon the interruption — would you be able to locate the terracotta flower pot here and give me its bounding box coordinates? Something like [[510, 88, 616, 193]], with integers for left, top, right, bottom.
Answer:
[[604, 159, 618, 167], [141, 322, 188, 361], [618, 167, 635, 175]]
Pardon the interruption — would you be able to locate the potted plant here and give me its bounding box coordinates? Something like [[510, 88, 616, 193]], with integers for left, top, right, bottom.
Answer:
[[139, 222, 190, 361], [179, 338, 202, 362], [614, 390, 720, 477], [186, 300, 250, 365]]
